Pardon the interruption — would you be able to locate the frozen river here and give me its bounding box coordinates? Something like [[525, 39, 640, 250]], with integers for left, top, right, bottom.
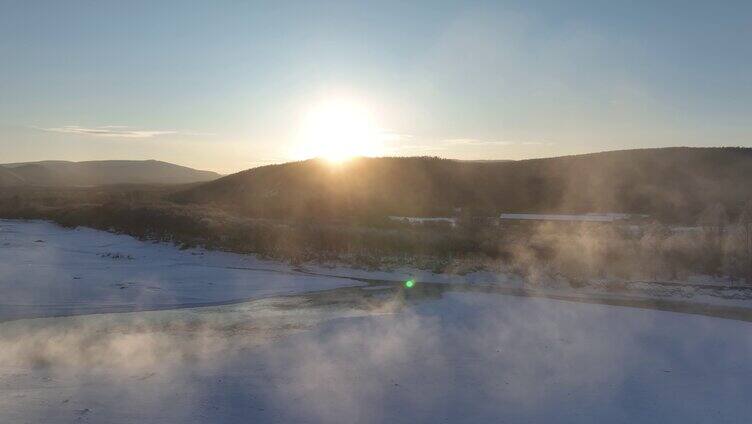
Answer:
[[2, 220, 752, 423], [0, 219, 362, 321]]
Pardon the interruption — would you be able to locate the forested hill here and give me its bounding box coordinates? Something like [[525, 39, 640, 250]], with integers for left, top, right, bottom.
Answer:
[[173, 147, 752, 223], [0, 160, 221, 187]]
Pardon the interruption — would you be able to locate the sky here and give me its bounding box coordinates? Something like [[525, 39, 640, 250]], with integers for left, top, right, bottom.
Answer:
[[1, 0, 750, 174]]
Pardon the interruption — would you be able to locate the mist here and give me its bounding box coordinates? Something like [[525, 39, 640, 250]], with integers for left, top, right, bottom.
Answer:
[[3, 283, 752, 423], [3, 0, 752, 421]]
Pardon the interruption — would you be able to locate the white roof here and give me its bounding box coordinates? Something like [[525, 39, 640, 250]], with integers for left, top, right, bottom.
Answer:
[[499, 213, 631, 222], [389, 216, 456, 223]]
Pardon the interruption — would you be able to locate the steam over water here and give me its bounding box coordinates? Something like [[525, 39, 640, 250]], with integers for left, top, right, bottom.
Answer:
[[2, 220, 752, 423], [3, 288, 752, 423]]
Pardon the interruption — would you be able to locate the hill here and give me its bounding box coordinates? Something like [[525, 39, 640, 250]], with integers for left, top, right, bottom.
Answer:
[[0, 160, 221, 187], [172, 147, 752, 223], [0, 167, 26, 186]]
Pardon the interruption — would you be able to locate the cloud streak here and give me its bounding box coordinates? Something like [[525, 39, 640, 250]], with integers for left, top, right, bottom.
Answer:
[[443, 138, 513, 146], [378, 132, 413, 142], [42, 125, 182, 139], [521, 141, 556, 146], [443, 138, 555, 147]]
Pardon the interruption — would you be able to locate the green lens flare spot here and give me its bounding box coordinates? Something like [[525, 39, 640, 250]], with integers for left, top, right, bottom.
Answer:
[[405, 280, 415, 288]]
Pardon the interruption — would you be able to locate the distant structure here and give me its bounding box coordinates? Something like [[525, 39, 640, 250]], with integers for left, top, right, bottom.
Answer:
[[499, 213, 645, 223], [390, 213, 649, 228], [389, 216, 457, 227]]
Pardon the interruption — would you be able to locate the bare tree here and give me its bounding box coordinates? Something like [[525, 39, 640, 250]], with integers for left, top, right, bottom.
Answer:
[[698, 203, 728, 275], [739, 201, 752, 283], [640, 221, 669, 280]]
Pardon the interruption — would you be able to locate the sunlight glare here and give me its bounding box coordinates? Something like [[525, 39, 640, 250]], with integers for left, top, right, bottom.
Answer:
[[295, 98, 383, 163]]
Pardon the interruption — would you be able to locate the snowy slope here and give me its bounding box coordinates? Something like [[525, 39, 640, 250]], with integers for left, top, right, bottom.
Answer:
[[0, 219, 362, 321], [1, 291, 751, 423], [2, 219, 752, 422]]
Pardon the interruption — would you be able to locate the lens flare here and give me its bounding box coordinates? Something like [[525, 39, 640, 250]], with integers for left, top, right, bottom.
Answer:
[[405, 280, 415, 288], [294, 97, 384, 163]]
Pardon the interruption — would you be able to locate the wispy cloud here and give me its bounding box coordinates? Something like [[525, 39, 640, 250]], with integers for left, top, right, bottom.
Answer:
[[443, 138, 556, 147], [41, 125, 199, 139], [378, 132, 413, 142], [443, 138, 513, 146], [379, 132, 446, 154], [394, 144, 449, 152], [521, 141, 556, 146]]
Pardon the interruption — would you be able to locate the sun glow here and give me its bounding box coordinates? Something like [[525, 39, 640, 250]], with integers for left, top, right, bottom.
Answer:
[[295, 98, 384, 163]]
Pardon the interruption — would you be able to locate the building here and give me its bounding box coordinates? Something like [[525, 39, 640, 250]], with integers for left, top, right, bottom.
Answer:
[[498, 213, 635, 223]]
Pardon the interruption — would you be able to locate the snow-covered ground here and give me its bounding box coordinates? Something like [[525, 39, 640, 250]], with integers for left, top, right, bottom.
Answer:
[[303, 261, 752, 311], [3, 219, 752, 423], [3, 219, 748, 322], [0, 219, 362, 321], [2, 289, 752, 423]]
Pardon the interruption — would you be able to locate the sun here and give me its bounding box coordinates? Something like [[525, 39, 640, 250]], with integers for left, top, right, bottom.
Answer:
[[294, 98, 384, 163]]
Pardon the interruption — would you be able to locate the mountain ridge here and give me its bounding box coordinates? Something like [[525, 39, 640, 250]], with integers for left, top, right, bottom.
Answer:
[[173, 147, 752, 223], [0, 159, 221, 187]]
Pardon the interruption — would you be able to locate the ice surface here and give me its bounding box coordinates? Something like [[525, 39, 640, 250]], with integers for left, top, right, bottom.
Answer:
[[3, 219, 752, 423], [0, 219, 362, 321], [2, 291, 752, 423]]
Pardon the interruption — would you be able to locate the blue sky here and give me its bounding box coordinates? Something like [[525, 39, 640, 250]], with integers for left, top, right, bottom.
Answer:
[[1, 0, 750, 173]]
